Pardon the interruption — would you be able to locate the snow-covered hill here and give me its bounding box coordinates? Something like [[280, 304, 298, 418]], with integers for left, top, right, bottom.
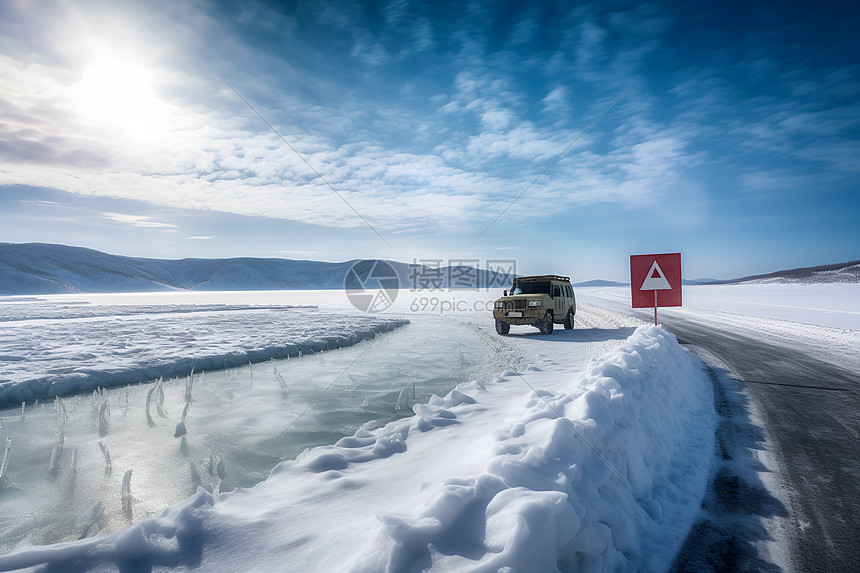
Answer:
[[723, 260, 860, 285], [0, 243, 512, 294]]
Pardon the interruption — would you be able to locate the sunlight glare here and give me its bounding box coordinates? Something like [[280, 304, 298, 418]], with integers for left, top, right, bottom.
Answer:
[[70, 50, 170, 141]]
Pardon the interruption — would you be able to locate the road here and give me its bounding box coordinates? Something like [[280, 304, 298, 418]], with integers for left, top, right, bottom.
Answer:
[[661, 316, 860, 572], [582, 286, 860, 572]]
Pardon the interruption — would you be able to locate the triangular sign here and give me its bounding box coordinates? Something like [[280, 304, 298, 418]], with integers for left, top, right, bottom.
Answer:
[[640, 261, 672, 290]]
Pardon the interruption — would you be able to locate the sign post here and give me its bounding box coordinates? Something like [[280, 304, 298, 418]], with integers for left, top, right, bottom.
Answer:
[[630, 253, 682, 325]]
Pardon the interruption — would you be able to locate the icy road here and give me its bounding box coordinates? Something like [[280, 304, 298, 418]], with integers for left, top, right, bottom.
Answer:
[[581, 284, 860, 572]]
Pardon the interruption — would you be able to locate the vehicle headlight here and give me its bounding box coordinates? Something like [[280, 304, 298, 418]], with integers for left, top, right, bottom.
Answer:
[[527, 300, 542, 307], [494, 301, 504, 308]]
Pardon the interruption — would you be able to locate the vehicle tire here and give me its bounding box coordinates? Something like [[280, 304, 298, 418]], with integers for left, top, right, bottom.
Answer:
[[538, 311, 553, 335], [495, 318, 510, 335], [564, 310, 574, 330]]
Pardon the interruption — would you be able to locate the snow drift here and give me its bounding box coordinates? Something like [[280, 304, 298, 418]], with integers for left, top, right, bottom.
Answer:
[[0, 325, 714, 572]]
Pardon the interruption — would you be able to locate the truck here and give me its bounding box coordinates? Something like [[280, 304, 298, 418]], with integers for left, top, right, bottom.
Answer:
[[492, 275, 576, 335]]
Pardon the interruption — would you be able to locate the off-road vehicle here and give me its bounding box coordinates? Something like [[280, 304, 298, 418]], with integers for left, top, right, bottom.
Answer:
[[492, 275, 576, 335]]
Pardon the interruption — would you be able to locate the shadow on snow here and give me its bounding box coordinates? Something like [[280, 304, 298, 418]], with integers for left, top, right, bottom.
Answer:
[[503, 326, 638, 343], [670, 357, 789, 573]]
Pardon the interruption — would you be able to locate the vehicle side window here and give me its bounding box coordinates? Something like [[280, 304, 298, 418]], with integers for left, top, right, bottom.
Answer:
[[553, 285, 561, 298], [565, 285, 572, 298]]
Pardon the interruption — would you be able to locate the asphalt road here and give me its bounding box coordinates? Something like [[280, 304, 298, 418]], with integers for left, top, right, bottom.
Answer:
[[659, 316, 860, 572]]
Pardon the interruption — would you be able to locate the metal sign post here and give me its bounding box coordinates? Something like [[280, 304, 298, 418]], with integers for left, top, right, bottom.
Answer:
[[653, 289, 658, 325]]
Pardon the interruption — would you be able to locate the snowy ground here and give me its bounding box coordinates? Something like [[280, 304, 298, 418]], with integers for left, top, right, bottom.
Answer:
[[0, 283, 855, 571], [0, 291, 715, 572], [578, 282, 860, 571], [581, 283, 860, 370]]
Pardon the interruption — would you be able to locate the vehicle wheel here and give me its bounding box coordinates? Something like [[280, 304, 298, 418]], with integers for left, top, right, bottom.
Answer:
[[538, 311, 553, 335], [495, 318, 510, 335], [564, 310, 574, 330]]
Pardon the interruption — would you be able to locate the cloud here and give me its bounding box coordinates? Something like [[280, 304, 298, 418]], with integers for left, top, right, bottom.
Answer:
[[18, 199, 73, 208], [480, 108, 514, 130], [3, 0, 853, 255], [101, 212, 177, 229], [541, 86, 570, 118], [0, 0, 681, 239]]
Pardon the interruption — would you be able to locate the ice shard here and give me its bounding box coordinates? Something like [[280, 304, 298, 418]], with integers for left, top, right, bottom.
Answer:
[[0, 438, 11, 484], [185, 366, 195, 404], [274, 365, 288, 396], [121, 469, 133, 516], [145, 386, 156, 428], [48, 446, 60, 478], [98, 400, 111, 437], [395, 382, 417, 411], [98, 441, 112, 475], [156, 377, 167, 418]]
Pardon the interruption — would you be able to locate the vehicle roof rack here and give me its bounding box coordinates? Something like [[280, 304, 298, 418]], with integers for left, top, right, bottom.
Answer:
[[513, 275, 571, 282]]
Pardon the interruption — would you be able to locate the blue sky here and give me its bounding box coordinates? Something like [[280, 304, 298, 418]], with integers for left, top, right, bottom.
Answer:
[[1, 0, 857, 281]]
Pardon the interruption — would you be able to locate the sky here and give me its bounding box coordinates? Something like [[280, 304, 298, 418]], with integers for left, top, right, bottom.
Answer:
[[0, 0, 858, 282]]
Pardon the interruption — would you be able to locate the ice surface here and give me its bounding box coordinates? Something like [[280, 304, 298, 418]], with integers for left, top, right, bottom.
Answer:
[[0, 323, 715, 572], [0, 299, 494, 556], [0, 302, 408, 406]]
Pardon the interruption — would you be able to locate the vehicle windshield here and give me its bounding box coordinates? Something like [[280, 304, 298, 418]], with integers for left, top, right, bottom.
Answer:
[[510, 281, 551, 295]]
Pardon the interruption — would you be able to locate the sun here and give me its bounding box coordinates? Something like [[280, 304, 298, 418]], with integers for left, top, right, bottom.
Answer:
[[70, 49, 170, 141]]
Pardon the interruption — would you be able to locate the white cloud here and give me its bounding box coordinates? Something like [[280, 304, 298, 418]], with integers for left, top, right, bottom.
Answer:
[[101, 212, 177, 229], [480, 108, 514, 130], [4, 0, 798, 245]]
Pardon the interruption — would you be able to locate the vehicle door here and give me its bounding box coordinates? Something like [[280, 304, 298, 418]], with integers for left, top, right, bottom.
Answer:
[[552, 284, 565, 319]]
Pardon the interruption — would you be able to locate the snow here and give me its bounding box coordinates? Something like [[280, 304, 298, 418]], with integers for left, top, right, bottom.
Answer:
[[680, 283, 860, 330], [580, 283, 860, 370], [734, 261, 860, 284], [1, 282, 856, 570], [0, 291, 715, 572], [577, 282, 860, 571], [0, 301, 408, 407], [582, 282, 860, 330]]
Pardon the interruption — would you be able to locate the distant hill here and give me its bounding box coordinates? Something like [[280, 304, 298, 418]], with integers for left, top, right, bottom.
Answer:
[[682, 278, 721, 286], [721, 260, 860, 285], [0, 243, 515, 295], [573, 279, 723, 287], [572, 279, 628, 287]]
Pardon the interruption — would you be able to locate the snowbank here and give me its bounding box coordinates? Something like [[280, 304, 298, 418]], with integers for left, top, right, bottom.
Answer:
[[0, 325, 714, 572], [0, 305, 408, 407]]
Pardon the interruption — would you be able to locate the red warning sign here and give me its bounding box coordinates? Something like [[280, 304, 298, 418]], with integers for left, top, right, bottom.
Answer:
[[630, 253, 682, 309]]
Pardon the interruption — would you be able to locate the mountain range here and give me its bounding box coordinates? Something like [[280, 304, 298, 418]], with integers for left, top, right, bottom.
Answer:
[[0, 243, 514, 295], [0, 243, 857, 295], [716, 260, 860, 285]]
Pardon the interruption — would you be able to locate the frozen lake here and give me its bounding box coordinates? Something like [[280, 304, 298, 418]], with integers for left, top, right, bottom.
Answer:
[[0, 292, 502, 554]]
